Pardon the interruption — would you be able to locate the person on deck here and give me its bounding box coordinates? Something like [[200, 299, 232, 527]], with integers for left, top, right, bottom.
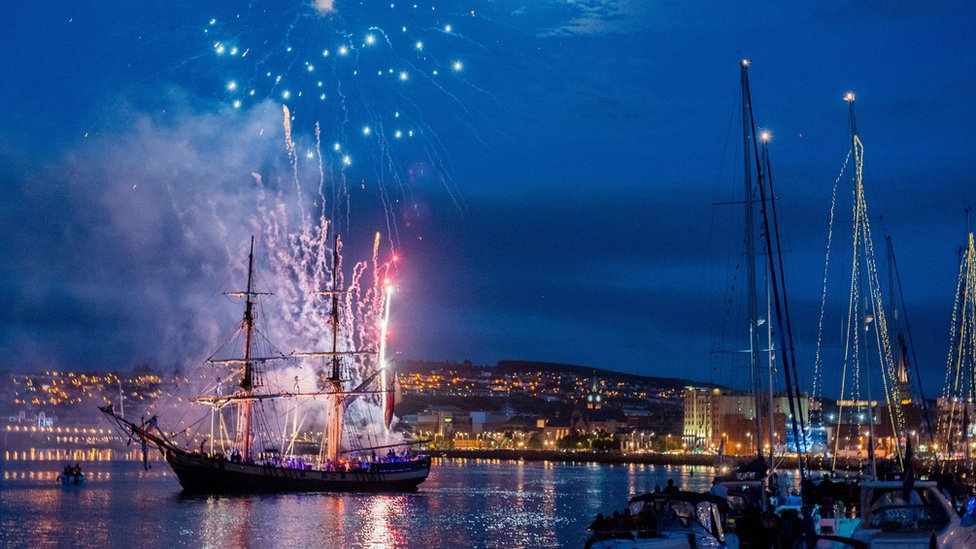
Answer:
[[622, 508, 636, 530], [663, 479, 678, 494], [638, 506, 657, 533], [610, 511, 624, 532], [589, 513, 606, 531]]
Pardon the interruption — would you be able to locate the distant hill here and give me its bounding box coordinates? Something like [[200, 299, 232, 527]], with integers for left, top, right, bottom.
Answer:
[[394, 358, 713, 390], [495, 360, 710, 390]]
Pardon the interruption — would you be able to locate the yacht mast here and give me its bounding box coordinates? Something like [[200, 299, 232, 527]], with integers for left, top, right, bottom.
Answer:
[[766, 282, 776, 463], [741, 60, 764, 459], [848, 96, 879, 478]]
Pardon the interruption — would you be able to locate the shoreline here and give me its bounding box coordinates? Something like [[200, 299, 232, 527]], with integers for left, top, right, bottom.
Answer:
[[436, 449, 731, 466], [435, 449, 864, 471]]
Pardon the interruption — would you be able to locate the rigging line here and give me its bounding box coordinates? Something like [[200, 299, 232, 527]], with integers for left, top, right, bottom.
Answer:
[[856, 175, 907, 462], [287, 415, 308, 457], [865, 247, 903, 469], [813, 151, 851, 399], [851, 129, 904, 468], [199, 368, 244, 399], [763, 132, 809, 455], [207, 322, 247, 364], [156, 390, 207, 446], [251, 326, 291, 361], [835, 168, 861, 468], [158, 409, 210, 451], [940, 253, 966, 437], [218, 412, 230, 455], [741, 63, 764, 461], [131, 270, 236, 372], [945, 245, 972, 453], [750, 117, 805, 473], [707, 79, 744, 387], [177, 412, 210, 437], [261, 396, 284, 453]]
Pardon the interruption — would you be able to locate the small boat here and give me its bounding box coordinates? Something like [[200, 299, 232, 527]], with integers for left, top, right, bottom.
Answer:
[[101, 235, 430, 494], [57, 467, 86, 486], [584, 491, 730, 549]]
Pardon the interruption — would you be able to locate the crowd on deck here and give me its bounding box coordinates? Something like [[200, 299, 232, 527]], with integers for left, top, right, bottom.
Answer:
[[588, 507, 656, 536], [212, 447, 415, 473], [588, 479, 705, 539]]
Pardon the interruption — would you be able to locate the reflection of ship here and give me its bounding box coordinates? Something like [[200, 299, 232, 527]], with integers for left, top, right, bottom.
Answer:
[[101, 236, 429, 493]]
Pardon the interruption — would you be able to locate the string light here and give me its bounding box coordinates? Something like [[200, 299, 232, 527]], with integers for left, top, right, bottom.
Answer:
[[829, 135, 906, 468]]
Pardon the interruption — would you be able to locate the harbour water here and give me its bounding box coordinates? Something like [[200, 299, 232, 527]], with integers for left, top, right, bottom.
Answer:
[[1, 458, 730, 548]]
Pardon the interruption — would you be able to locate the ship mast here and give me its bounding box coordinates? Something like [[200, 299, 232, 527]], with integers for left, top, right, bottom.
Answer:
[[741, 60, 765, 459], [238, 236, 257, 463], [326, 233, 344, 463]]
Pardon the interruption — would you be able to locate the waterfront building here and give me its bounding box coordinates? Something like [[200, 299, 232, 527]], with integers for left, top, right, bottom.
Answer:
[[681, 386, 811, 454], [682, 387, 713, 449]]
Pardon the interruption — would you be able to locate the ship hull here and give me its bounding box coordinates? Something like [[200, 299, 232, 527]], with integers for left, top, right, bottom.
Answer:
[[165, 450, 431, 494]]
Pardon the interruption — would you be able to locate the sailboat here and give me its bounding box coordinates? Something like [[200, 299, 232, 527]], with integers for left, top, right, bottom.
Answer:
[[100, 236, 430, 493], [797, 95, 976, 547], [938, 227, 976, 472], [584, 61, 817, 549], [717, 59, 809, 497], [807, 91, 914, 479]]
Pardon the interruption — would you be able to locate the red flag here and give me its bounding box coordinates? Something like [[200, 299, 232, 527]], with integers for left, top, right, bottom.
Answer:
[[384, 387, 395, 428], [384, 371, 398, 428]]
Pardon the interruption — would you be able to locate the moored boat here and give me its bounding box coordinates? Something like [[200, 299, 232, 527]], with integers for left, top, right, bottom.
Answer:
[[584, 491, 730, 549], [848, 479, 976, 548]]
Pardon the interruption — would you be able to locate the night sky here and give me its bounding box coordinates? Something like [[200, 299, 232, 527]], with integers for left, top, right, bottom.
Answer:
[[1, 1, 974, 398]]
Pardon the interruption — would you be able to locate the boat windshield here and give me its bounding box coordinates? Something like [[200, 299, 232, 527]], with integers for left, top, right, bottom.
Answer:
[[868, 504, 950, 532], [655, 500, 696, 529], [654, 501, 722, 535]]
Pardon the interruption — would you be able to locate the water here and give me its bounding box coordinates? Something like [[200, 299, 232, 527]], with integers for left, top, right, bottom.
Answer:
[[0, 458, 725, 548]]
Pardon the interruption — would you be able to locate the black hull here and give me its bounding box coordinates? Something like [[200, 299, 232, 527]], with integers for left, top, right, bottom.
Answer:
[[165, 450, 431, 494]]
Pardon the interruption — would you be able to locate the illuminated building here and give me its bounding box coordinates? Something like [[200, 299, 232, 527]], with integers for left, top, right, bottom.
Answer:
[[586, 373, 602, 410], [682, 386, 811, 453]]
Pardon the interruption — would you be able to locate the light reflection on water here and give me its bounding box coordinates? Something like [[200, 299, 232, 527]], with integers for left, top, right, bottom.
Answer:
[[0, 458, 779, 547]]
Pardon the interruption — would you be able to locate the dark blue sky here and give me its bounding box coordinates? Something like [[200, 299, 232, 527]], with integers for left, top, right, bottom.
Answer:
[[1, 1, 974, 398]]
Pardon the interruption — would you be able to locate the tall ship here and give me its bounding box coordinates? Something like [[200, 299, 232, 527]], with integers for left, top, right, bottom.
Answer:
[[101, 236, 430, 493]]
